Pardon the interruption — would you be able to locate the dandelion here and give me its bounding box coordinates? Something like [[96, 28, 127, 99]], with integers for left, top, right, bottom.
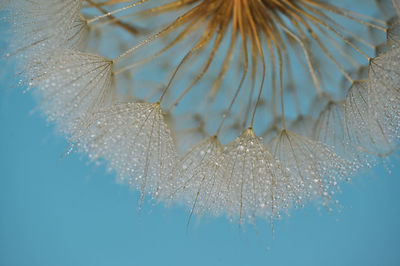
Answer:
[[3, 0, 400, 225]]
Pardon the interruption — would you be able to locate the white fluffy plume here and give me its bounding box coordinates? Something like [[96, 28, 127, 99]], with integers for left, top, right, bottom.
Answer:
[[74, 102, 177, 203]]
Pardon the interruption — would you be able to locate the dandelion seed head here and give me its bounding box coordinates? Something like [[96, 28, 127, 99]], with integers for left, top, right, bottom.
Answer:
[[3, 0, 400, 225]]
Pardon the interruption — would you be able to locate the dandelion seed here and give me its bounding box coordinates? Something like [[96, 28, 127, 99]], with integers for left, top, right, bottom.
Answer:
[[74, 102, 177, 203], [343, 80, 398, 156], [269, 130, 355, 204], [393, 0, 400, 16], [222, 129, 292, 224], [368, 50, 400, 140], [313, 101, 347, 154], [386, 19, 400, 51], [165, 136, 226, 220], [3, 0, 84, 64], [32, 49, 114, 134]]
